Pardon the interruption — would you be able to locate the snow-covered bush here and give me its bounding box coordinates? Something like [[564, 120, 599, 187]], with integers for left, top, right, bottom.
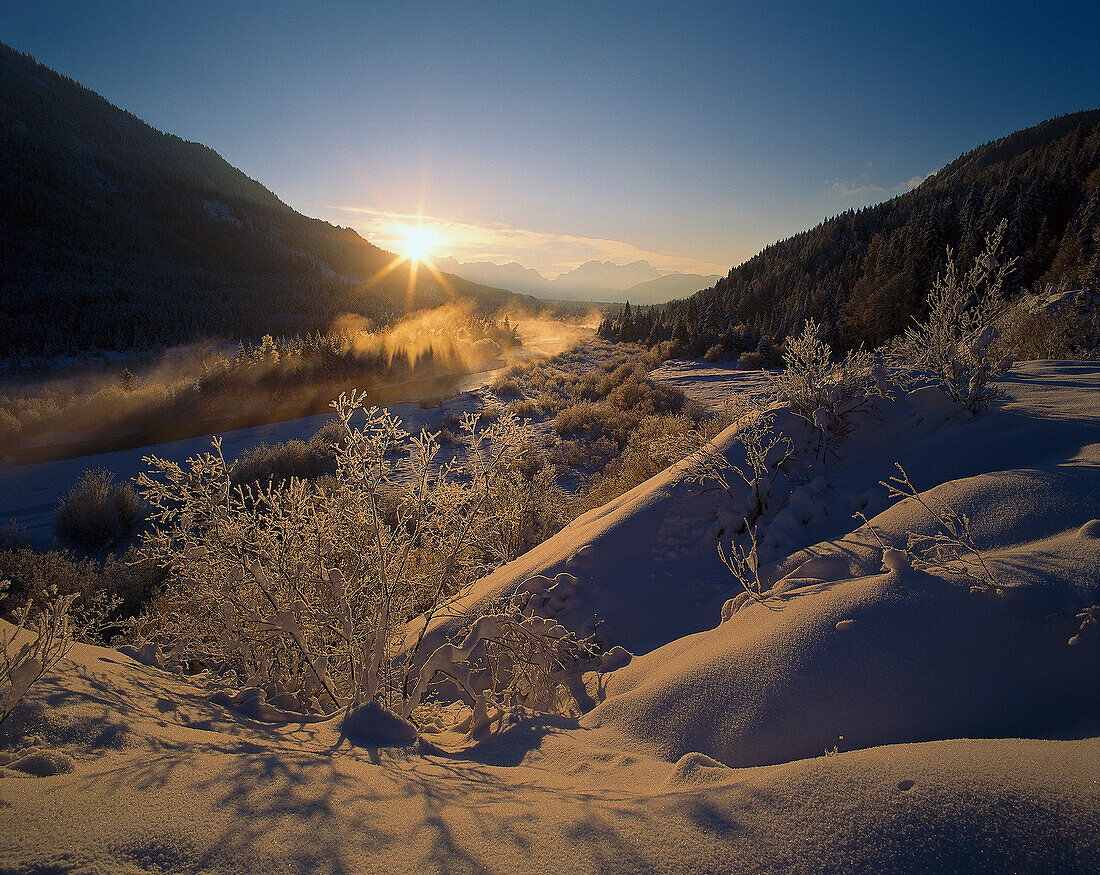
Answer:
[[54, 468, 147, 550], [135, 392, 561, 719], [737, 350, 764, 370], [772, 318, 883, 459], [890, 220, 1017, 412], [230, 421, 343, 487], [879, 462, 1003, 594], [0, 545, 160, 623], [1, 582, 75, 727], [997, 285, 1100, 362], [402, 590, 602, 725]]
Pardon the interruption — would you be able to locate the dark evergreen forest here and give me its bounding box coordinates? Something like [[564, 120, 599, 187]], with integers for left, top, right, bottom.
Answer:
[[0, 43, 520, 369], [599, 109, 1100, 356]]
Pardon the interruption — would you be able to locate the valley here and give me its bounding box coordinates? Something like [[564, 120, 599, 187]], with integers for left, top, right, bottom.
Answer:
[[1, 12, 1099, 874]]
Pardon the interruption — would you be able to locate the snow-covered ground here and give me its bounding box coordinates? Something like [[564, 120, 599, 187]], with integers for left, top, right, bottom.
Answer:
[[649, 358, 774, 411], [2, 360, 1099, 872]]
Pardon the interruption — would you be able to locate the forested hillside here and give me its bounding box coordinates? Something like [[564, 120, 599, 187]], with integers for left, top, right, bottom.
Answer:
[[600, 109, 1100, 354], [0, 43, 517, 367]]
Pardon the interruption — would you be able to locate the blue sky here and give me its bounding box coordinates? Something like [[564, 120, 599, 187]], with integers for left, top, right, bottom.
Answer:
[[2, 1, 1098, 276]]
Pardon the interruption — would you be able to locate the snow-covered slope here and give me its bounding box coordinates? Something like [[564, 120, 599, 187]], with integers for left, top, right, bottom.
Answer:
[[3, 360, 1099, 873]]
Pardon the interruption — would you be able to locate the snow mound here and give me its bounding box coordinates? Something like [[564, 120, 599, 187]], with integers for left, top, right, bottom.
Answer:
[[585, 553, 1100, 767], [341, 700, 418, 746], [0, 745, 74, 777]]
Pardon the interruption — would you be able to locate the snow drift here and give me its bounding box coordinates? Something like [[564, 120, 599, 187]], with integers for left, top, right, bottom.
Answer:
[[3, 360, 1099, 873]]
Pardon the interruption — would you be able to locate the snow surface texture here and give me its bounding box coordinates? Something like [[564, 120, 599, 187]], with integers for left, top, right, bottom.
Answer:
[[2, 361, 1100, 872]]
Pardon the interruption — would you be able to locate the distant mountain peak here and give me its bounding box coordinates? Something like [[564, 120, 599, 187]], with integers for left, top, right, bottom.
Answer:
[[550, 259, 661, 293]]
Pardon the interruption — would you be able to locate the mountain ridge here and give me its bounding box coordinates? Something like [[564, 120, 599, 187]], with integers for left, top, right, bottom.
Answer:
[[600, 108, 1100, 353], [0, 42, 523, 365], [434, 256, 720, 304]]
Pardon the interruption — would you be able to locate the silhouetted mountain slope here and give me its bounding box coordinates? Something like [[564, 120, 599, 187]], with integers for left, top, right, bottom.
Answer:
[[0, 43, 517, 365], [600, 109, 1100, 353], [620, 273, 722, 305]]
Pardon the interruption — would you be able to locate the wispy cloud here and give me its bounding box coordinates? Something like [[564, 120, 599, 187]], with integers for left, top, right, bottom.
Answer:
[[894, 174, 928, 192], [831, 180, 887, 199], [324, 205, 730, 278], [828, 168, 929, 204]]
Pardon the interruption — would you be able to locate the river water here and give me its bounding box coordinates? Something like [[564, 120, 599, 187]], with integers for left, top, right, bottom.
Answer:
[[0, 365, 503, 547], [0, 321, 599, 546]]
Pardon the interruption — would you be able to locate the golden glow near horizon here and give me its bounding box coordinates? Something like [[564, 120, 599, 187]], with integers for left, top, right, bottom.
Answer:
[[364, 218, 455, 310], [395, 222, 442, 264], [339, 204, 732, 278]]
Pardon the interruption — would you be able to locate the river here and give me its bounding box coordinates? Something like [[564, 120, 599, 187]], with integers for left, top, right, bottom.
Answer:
[[0, 365, 505, 547], [0, 321, 598, 546]]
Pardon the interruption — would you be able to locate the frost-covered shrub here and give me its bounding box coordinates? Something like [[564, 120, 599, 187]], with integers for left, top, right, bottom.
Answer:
[[573, 413, 708, 514], [54, 469, 146, 550], [550, 435, 620, 474], [0, 546, 161, 623], [553, 401, 625, 443], [135, 393, 547, 718], [403, 591, 602, 723], [507, 397, 541, 418], [879, 462, 1003, 594], [478, 468, 569, 565], [488, 366, 525, 398], [230, 420, 345, 488], [890, 220, 1017, 412], [663, 395, 794, 529], [738, 351, 764, 370], [439, 410, 464, 429], [433, 427, 459, 446], [704, 344, 726, 363], [0, 522, 31, 552], [718, 522, 769, 604], [997, 286, 1100, 362], [1, 582, 76, 727], [772, 318, 883, 458]]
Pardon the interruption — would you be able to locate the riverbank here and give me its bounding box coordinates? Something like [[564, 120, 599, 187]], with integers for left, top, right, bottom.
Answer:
[[0, 384, 500, 547]]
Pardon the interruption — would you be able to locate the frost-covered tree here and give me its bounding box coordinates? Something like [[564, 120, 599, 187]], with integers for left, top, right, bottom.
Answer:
[[891, 220, 1016, 412], [773, 318, 884, 458]]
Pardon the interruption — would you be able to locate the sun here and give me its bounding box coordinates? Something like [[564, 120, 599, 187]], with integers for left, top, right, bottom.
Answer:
[[398, 224, 437, 263]]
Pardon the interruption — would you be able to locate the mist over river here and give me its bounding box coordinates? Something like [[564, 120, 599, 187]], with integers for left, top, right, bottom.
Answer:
[[0, 322, 595, 546]]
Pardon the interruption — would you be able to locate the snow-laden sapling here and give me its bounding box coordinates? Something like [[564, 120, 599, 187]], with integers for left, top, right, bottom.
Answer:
[[1, 581, 76, 727], [882, 462, 1003, 594], [772, 317, 884, 460], [889, 219, 1017, 413], [659, 393, 794, 529], [717, 522, 776, 606]]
